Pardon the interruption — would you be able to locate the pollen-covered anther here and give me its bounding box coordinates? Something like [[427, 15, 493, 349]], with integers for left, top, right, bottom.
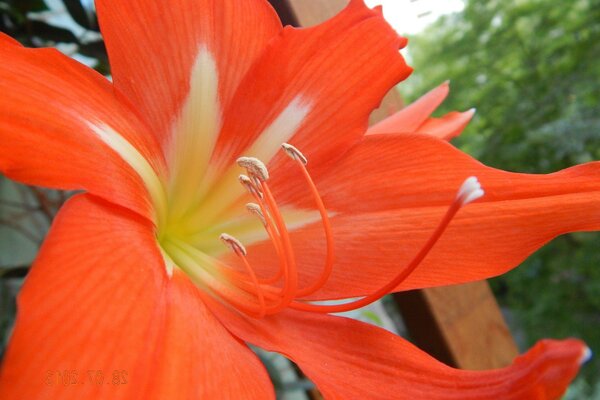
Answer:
[[456, 176, 485, 206], [239, 174, 263, 198], [281, 143, 308, 165], [220, 233, 247, 256], [246, 203, 267, 226], [237, 156, 269, 181]]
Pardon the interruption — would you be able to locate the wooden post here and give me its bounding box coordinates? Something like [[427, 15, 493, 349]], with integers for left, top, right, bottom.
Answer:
[[393, 283, 518, 370], [268, 0, 519, 389]]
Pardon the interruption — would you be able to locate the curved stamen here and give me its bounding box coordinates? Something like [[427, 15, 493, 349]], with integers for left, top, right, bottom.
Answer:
[[237, 157, 269, 181], [162, 238, 267, 317], [237, 156, 299, 312], [197, 148, 484, 319], [245, 202, 286, 284], [259, 181, 299, 312], [239, 174, 263, 199], [281, 143, 334, 297], [289, 177, 484, 313], [221, 233, 266, 317]]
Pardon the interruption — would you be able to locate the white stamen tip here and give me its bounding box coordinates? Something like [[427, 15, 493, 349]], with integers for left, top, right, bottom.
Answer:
[[580, 346, 593, 365], [246, 203, 267, 226], [220, 233, 247, 256], [457, 176, 484, 205], [239, 174, 263, 198], [463, 188, 485, 205], [281, 143, 308, 165], [239, 174, 252, 185], [237, 157, 269, 181]]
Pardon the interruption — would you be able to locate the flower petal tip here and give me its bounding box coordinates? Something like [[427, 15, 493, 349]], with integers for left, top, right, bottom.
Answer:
[[580, 346, 593, 365]]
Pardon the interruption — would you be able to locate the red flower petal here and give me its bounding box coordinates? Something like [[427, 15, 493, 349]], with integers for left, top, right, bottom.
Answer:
[[96, 0, 282, 150], [251, 134, 600, 299], [414, 109, 475, 140], [0, 195, 273, 399], [211, 0, 411, 174], [368, 81, 450, 135], [0, 195, 166, 399], [209, 300, 587, 400], [148, 271, 274, 399], [0, 35, 165, 220]]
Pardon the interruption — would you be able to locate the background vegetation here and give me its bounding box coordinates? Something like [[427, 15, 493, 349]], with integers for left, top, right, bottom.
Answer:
[[404, 0, 600, 394]]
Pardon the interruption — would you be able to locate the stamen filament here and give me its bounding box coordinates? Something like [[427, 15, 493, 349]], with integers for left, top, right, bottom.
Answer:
[[222, 235, 267, 318], [288, 180, 475, 313], [281, 145, 334, 297], [165, 238, 270, 317], [168, 138, 484, 321], [259, 182, 299, 312], [248, 201, 286, 284]]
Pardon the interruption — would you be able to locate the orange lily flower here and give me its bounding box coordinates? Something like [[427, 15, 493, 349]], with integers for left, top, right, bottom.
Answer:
[[0, 0, 596, 398]]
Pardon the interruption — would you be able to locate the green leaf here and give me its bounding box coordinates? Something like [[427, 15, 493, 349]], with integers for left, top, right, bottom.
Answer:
[[63, 0, 96, 30], [30, 20, 78, 44], [8, 0, 48, 13], [78, 40, 107, 60]]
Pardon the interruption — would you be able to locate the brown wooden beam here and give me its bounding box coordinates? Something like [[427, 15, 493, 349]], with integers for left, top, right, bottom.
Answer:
[[394, 282, 519, 369]]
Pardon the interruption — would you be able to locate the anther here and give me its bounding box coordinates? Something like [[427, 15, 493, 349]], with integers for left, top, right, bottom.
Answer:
[[456, 176, 484, 206], [220, 233, 247, 256], [239, 174, 263, 198], [246, 203, 267, 226], [237, 157, 269, 181], [281, 143, 308, 165]]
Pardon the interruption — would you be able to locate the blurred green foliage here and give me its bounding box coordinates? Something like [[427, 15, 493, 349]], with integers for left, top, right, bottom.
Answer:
[[0, 0, 108, 72], [405, 0, 600, 390]]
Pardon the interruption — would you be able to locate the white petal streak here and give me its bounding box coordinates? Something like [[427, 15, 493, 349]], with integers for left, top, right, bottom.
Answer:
[[168, 47, 221, 214], [245, 97, 311, 162], [87, 122, 166, 223], [186, 97, 312, 227]]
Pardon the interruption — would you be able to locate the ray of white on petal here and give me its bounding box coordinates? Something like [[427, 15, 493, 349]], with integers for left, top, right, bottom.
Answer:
[[167, 47, 221, 220], [190, 207, 324, 256], [186, 97, 313, 230], [87, 122, 167, 226], [244, 97, 311, 163]]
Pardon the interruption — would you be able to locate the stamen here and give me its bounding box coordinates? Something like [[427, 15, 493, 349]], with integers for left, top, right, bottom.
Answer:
[[289, 176, 485, 313], [234, 252, 267, 318], [239, 174, 263, 199], [163, 238, 266, 317], [259, 182, 299, 312], [196, 145, 483, 319], [220, 233, 247, 256], [246, 202, 267, 226], [239, 175, 287, 285], [280, 144, 334, 297], [281, 143, 308, 165], [456, 176, 484, 206], [248, 198, 287, 285], [237, 156, 269, 181], [219, 233, 266, 317]]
